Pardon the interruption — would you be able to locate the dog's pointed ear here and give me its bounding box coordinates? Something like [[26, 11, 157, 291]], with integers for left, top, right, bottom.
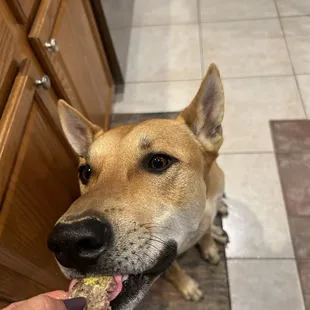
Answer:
[[177, 64, 224, 152], [57, 100, 102, 157]]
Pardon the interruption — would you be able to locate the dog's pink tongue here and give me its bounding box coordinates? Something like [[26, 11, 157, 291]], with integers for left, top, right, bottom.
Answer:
[[110, 275, 123, 301], [69, 280, 78, 293]]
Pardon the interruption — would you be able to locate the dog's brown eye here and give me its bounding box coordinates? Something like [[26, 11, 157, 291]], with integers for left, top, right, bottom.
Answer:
[[147, 154, 173, 172], [78, 164, 91, 185]]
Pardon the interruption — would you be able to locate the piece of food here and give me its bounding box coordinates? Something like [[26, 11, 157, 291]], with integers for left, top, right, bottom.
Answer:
[[70, 276, 116, 310]]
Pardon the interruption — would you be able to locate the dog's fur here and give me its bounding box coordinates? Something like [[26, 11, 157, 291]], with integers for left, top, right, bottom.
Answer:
[[55, 64, 228, 309]]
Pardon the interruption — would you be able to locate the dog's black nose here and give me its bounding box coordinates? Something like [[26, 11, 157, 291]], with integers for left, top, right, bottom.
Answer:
[[47, 218, 112, 270]]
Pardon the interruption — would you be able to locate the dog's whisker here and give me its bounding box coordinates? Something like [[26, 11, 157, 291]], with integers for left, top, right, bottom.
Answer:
[[142, 251, 156, 265], [149, 224, 206, 236], [149, 239, 165, 246], [135, 254, 147, 268], [145, 242, 161, 252], [142, 224, 179, 234], [149, 234, 166, 243]]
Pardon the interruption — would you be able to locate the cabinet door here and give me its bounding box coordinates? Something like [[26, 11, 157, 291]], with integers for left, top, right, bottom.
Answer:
[[29, 0, 114, 130], [0, 59, 80, 301], [0, 12, 19, 117], [6, 0, 40, 31]]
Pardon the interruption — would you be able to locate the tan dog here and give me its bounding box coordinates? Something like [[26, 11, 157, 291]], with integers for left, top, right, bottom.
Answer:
[[48, 64, 228, 310]]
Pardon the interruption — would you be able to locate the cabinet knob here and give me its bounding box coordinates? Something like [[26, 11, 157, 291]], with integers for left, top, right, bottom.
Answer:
[[44, 38, 59, 52], [35, 75, 51, 89]]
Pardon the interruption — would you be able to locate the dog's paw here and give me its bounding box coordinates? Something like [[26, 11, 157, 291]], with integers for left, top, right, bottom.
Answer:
[[201, 243, 221, 265], [217, 199, 229, 216], [212, 225, 229, 245], [180, 278, 203, 302]]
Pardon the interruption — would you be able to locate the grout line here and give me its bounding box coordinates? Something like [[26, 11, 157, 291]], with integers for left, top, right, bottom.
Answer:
[[273, 0, 308, 118], [124, 78, 201, 84], [108, 15, 310, 31], [221, 74, 297, 80], [227, 257, 296, 261], [196, 0, 205, 77], [295, 76, 309, 118], [220, 151, 274, 155], [123, 74, 300, 85]]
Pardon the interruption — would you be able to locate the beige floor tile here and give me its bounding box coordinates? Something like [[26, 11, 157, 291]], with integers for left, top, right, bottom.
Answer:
[[113, 80, 201, 113], [221, 77, 305, 153], [276, 0, 310, 16], [218, 154, 294, 258], [132, 0, 198, 26], [112, 25, 201, 83], [102, 0, 135, 29], [200, 0, 277, 22], [282, 17, 310, 74], [297, 75, 310, 117], [228, 260, 305, 310], [201, 19, 292, 78], [103, 0, 198, 28]]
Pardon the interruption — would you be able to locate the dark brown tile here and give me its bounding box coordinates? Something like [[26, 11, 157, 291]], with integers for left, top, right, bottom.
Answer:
[[111, 113, 178, 128], [270, 120, 310, 153], [137, 248, 230, 310], [277, 153, 310, 216], [290, 217, 310, 259], [299, 260, 310, 310]]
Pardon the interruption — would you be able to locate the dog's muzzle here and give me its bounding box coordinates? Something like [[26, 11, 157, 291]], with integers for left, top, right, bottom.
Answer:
[[47, 216, 177, 310]]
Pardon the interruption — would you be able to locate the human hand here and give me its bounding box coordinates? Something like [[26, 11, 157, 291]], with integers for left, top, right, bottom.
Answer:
[[3, 291, 86, 310]]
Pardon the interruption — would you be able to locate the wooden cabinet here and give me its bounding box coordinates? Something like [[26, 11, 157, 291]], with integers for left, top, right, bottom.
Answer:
[[29, 0, 113, 129], [6, 0, 40, 31], [0, 0, 115, 305], [0, 59, 80, 294]]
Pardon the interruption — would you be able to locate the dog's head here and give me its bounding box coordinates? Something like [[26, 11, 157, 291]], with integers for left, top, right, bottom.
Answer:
[[48, 64, 224, 309]]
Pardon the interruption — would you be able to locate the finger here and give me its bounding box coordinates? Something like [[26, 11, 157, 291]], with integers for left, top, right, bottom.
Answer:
[[2, 291, 69, 309], [44, 290, 70, 299], [12, 295, 66, 310]]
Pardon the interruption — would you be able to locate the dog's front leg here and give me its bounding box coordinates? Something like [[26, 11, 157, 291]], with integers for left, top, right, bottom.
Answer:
[[164, 261, 203, 301]]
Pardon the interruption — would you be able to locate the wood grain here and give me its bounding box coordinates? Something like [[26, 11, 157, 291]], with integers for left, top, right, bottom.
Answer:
[[0, 300, 9, 309], [6, 0, 40, 31], [0, 13, 18, 117], [0, 264, 46, 302], [29, 0, 87, 118], [0, 60, 34, 207], [0, 99, 79, 290], [29, 0, 113, 128], [0, 0, 116, 300]]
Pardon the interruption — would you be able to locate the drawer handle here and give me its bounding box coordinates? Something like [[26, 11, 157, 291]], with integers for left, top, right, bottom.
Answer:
[[35, 75, 51, 89], [44, 38, 59, 52]]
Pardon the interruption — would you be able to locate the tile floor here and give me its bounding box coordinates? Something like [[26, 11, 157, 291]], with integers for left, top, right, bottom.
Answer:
[[103, 0, 310, 309]]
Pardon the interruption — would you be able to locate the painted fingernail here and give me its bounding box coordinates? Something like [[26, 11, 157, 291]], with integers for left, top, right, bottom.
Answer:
[[63, 297, 87, 310]]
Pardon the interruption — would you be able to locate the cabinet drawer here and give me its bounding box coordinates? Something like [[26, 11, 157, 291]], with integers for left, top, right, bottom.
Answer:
[[6, 0, 40, 31], [0, 59, 80, 293], [29, 0, 114, 130]]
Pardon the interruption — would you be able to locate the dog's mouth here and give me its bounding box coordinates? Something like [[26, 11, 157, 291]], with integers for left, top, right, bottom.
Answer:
[[68, 241, 177, 310]]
